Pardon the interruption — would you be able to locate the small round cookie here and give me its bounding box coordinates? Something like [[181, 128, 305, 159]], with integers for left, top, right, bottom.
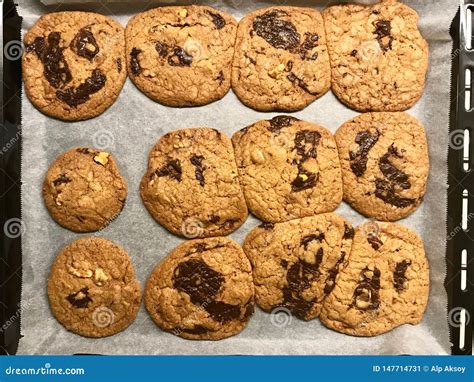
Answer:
[[144, 237, 255, 340], [232, 116, 342, 223], [23, 12, 126, 121], [323, 1, 429, 111], [43, 148, 127, 232], [335, 112, 429, 221], [320, 221, 429, 336], [48, 237, 142, 338], [243, 213, 354, 321], [126, 6, 237, 106], [140, 128, 248, 238], [232, 7, 331, 111]]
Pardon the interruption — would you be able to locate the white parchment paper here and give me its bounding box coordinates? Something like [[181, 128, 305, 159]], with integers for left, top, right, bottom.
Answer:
[[17, 0, 456, 355]]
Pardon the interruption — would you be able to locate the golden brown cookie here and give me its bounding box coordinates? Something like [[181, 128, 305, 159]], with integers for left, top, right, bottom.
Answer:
[[320, 221, 429, 336], [232, 116, 342, 223], [323, 1, 429, 111], [232, 7, 331, 111], [243, 213, 354, 321], [140, 128, 248, 238], [334, 112, 429, 221], [48, 237, 142, 338], [144, 237, 255, 340], [43, 148, 127, 233], [126, 5, 237, 106], [23, 11, 126, 121]]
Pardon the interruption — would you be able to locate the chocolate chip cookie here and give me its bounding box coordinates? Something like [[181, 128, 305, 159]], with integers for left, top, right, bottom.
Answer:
[[43, 148, 127, 232], [48, 237, 142, 338], [23, 12, 126, 121], [140, 128, 248, 238], [125, 6, 237, 106], [243, 213, 354, 321], [144, 237, 254, 340], [232, 116, 342, 223], [232, 6, 331, 111], [323, 1, 429, 111], [335, 112, 429, 221], [320, 221, 429, 336]]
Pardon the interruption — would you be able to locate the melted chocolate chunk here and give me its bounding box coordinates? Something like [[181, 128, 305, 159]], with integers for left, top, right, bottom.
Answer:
[[379, 145, 410, 188], [267, 115, 298, 133], [343, 224, 355, 240], [294, 130, 321, 162], [27, 32, 72, 89], [280, 259, 288, 268], [294, 32, 319, 60], [209, 215, 220, 224], [155, 159, 182, 182], [324, 251, 347, 295], [56, 69, 106, 107], [252, 10, 300, 50], [350, 49, 358, 57], [205, 300, 242, 322], [178, 325, 210, 335], [259, 222, 275, 230], [168, 46, 193, 66], [374, 20, 393, 52], [287, 72, 318, 95], [394, 260, 411, 291], [66, 287, 92, 308], [349, 130, 380, 177], [116, 58, 122, 72], [76, 148, 92, 154], [70, 27, 99, 61], [300, 233, 325, 249], [207, 11, 226, 29], [278, 249, 324, 320], [155, 42, 170, 58], [190, 155, 205, 187], [53, 174, 71, 187], [243, 303, 255, 320], [173, 259, 243, 323], [130, 47, 143, 75], [291, 166, 318, 192], [350, 267, 381, 310], [173, 259, 224, 305], [374, 145, 415, 207], [367, 233, 383, 250], [374, 179, 415, 208], [216, 71, 225, 85]]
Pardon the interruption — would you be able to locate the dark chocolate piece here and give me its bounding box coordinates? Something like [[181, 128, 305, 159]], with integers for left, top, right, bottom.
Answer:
[[252, 10, 300, 51], [349, 130, 380, 177], [70, 27, 99, 61], [66, 287, 92, 308], [155, 159, 182, 182], [190, 155, 205, 187], [130, 47, 143, 75], [56, 69, 106, 107]]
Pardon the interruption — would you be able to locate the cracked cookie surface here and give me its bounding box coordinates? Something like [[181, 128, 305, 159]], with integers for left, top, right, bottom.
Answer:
[[243, 213, 353, 321], [320, 221, 429, 336], [43, 147, 128, 232], [323, 1, 428, 112], [140, 128, 248, 238], [144, 237, 255, 340], [232, 116, 342, 223], [23, 11, 126, 121], [48, 237, 141, 338], [126, 5, 237, 106], [231, 6, 331, 111], [335, 112, 429, 221]]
